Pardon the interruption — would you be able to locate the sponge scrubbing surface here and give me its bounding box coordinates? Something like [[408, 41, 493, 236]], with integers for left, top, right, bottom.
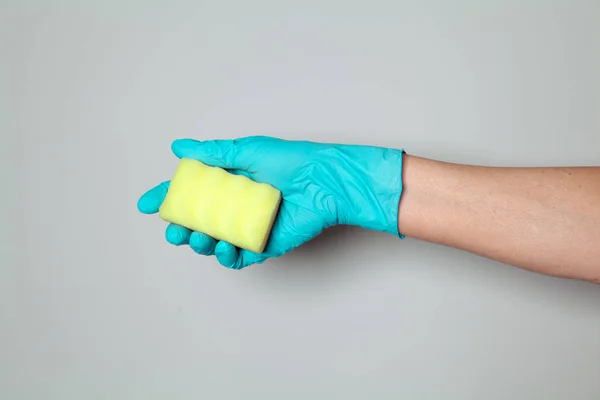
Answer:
[[159, 158, 281, 253]]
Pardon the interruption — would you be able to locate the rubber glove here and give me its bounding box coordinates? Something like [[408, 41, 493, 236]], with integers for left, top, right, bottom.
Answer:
[[137, 136, 404, 269]]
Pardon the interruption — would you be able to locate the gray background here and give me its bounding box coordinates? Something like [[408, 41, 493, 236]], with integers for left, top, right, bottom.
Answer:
[[2, 0, 600, 399]]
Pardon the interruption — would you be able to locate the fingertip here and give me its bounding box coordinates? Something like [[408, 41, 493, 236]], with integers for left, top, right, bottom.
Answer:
[[189, 231, 217, 255], [165, 223, 191, 246], [137, 194, 157, 214], [137, 196, 150, 213], [137, 181, 170, 214], [171, 138, 200, 159], [215, 241, 238, 268]]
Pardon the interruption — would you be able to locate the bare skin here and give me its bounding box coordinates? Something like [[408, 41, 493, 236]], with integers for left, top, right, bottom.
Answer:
[[398, 155, 600, 284]]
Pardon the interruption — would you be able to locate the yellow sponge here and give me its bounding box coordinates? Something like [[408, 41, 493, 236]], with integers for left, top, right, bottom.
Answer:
[[159, 158, 281, 253]]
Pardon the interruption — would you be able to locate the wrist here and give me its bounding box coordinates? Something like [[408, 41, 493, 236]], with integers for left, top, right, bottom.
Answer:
[[332, 146, 405, 236], [397, 154, 458, 242]]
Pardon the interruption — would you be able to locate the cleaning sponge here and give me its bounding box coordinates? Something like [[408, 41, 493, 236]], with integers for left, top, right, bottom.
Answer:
[[159, 158, 281, 253]]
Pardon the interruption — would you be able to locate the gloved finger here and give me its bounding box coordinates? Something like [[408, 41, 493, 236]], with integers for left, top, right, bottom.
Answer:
[[189, 231, 217, 255], [214, 241, 238, 268], [137, 181, 170, 214], [171, 138, 253, 171], [165, 223, 191, 246], [233, 249, 268, 270]]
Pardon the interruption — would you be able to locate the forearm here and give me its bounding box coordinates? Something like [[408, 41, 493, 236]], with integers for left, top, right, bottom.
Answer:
[[398, 154, 600, 283]]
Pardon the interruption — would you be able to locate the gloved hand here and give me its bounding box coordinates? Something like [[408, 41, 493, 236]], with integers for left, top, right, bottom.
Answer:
[[137, 136, 404, 269]]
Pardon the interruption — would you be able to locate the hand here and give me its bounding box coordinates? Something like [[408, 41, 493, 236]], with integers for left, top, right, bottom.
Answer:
[[137, 136, 404, 269]]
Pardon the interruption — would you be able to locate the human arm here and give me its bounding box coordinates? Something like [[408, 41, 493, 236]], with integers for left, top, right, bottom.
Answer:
[[398, 155, 600, 283], [137, 136, 600, 283]]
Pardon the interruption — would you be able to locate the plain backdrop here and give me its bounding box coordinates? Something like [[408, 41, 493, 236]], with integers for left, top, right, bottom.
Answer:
[[2, 1, 600, 399]]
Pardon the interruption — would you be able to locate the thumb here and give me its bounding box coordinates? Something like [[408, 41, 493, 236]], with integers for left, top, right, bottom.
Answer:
[[171, 138, 253, 170]]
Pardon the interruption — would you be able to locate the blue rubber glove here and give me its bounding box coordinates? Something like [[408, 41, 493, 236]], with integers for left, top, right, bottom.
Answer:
[[137, 136, 404, 269]]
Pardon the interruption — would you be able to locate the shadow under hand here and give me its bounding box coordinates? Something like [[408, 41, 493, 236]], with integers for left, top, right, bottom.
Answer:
[[282, 225, 363, 268], [247, 225, 401, 294]]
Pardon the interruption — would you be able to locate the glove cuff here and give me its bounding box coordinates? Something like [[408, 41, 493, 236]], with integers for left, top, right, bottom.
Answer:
[[332, 146, 405, 237]]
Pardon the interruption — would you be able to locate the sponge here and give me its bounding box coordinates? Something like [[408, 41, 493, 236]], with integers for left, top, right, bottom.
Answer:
[[159, 158, 281, 253]]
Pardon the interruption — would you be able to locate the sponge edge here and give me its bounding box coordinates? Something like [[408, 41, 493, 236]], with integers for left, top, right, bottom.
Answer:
[[159, 158, 282, 253]]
